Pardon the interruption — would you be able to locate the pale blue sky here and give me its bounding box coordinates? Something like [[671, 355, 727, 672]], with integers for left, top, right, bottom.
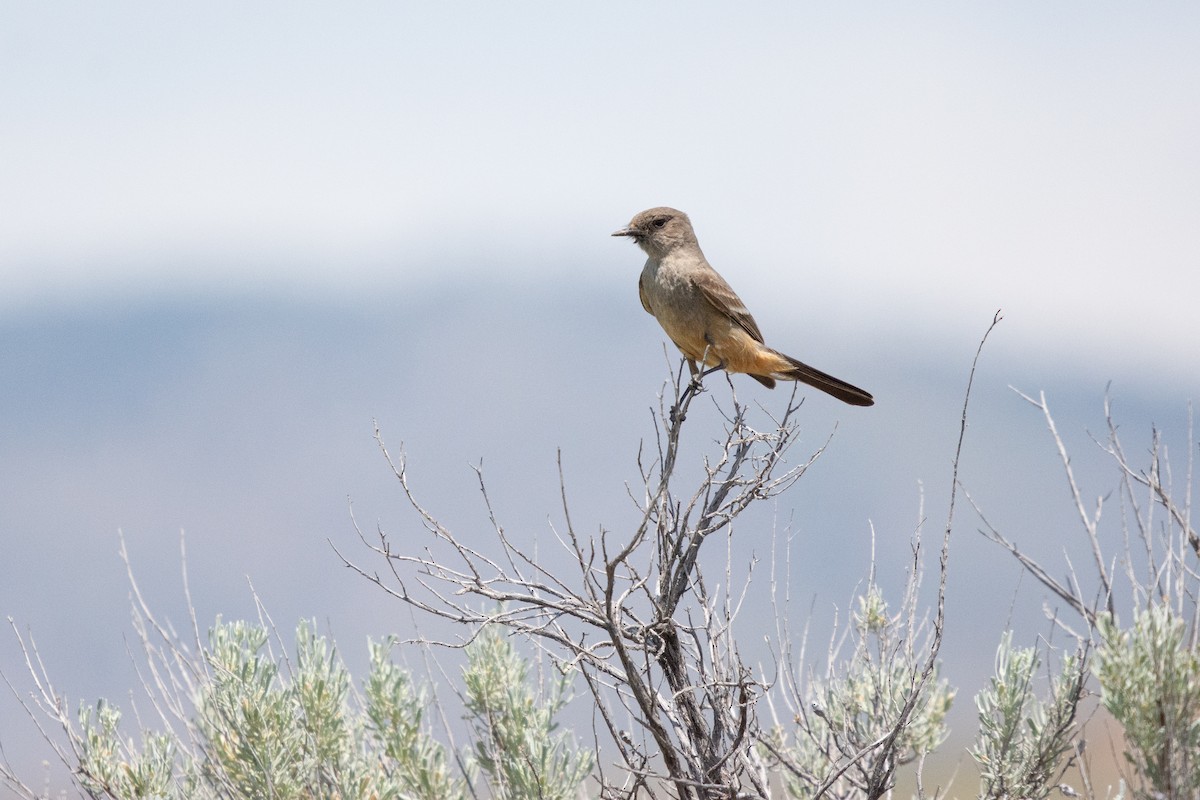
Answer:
[[3, 3, 1198, 374]]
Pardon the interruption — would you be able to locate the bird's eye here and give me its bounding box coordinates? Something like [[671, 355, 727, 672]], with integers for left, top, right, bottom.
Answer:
[[652, 218, 668, 229]]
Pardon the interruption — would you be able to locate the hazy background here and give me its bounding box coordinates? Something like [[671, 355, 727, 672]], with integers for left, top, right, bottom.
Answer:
[[2, 3, 1198, 794]]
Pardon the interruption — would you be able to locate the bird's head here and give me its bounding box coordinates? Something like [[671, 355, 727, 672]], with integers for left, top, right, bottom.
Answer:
[[612, 207, 698, 259]]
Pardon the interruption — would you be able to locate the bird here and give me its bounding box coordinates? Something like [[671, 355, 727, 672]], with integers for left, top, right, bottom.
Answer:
[[613, 207, 873, 407]]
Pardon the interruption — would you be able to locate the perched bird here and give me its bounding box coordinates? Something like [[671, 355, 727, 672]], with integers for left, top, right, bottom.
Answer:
[[613, 207, 873, 407]]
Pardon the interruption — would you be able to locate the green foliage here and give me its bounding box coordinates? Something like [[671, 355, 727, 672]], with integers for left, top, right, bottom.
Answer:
[[364, 637, 464, 800], [1096, 606, 1200, 800], [781, 587, 955, 799], [195, 618, 308, 797], [972, 632, 1085, 800], [78, 701, 175, 799], [70, 617, 587, 800], [463, 626, 593, 800]]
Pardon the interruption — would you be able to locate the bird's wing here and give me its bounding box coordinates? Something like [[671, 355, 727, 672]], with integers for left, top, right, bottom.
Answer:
[[695, 271, 765, 344], [637, 273, 653, 315]]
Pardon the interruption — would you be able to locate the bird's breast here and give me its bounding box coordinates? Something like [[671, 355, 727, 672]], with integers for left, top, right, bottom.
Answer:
[[641, 260, 716, 360]]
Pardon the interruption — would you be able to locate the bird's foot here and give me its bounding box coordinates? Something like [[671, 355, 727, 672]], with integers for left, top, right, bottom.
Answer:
[[670, 372, 710, 424]]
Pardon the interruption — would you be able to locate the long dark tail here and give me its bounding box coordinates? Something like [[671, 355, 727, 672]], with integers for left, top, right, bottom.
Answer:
[[752, 351, 874, 407]]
